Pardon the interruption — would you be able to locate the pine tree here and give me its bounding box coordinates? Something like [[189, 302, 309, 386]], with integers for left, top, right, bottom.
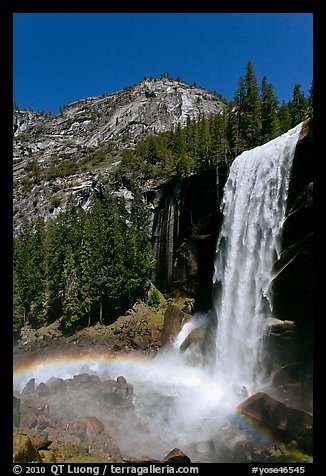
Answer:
[[226, 103, 242, 158], [13, 269, 24, 332], [209, 114, 226, 165], [277, 100, 291, 134], [289, 83, 308, 127], [80, 216, 93, 326], [123, 188, 153, 305], [46, 197, 82, 321], [146, 137, 160, 165], [195, 117, 212, 170], [234, 61, 262, 149], [88, 193, 125, 322], [173, 149, 192, 177], [30, 218, 48, 324], [260, 76, 279, 143], [88, 195, 109, 323], [307, 81, 313, 117], [61, 244, 80, 328], [13, 218, 47, 327]]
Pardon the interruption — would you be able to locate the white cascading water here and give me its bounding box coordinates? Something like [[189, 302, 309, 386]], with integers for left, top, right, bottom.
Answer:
[[213, 122, 303, 394]]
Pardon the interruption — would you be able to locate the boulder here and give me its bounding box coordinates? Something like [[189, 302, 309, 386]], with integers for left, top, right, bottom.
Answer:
[[75, 416, 105, 435], [179, 326, 215, 365], [116, 376, 127, 386], [114, 339, 127, 351], [19, 399, 50, 430], [131, 335, 149, 350], [36, 382, 50, 397], [265, 317, 296, 333], [49, 377, 67, 393], [160, 304, 190, 348], [13, 395, 21, 427], [13, 431, 42, 463], [22, 378, 36, 394], [163, 448, 191, 463], [236, 392, 312, 443], [100, 376, 133, 407]]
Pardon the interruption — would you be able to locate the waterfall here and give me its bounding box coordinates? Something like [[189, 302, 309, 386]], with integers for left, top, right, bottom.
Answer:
[[213, 123, 303, 393]]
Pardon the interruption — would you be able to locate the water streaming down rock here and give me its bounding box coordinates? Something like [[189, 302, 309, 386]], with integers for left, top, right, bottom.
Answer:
[[212, 123, 303, 393]]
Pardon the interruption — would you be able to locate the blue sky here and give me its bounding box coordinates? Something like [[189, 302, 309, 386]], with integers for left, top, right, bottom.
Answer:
[[13, 13, 313, 114]]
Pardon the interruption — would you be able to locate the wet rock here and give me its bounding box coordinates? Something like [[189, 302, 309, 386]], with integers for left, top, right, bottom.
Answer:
[[73, 373, 101, 390], [160, 304, 190, 348], [19, 399, 50, 429], [265, 317, 296, 333], [163, 448, 191, 463], [75, 416, 105, 435], [191, 439, 216, 462], [236, 392, 313, 444], [101, 379, 121, 404], [272, 362, 301, 387], [179, 326, 215, 365], [36, 382, 50, 397], [181, 301, 194, 315], [116, 376, 134, 401], [13, 396, 21, 427], [270, 121, 313, 408], [49, 378, 67, 393], [101, 377, 134, 407], [116, 376, 127, 386], [22, 378, 36, 394]]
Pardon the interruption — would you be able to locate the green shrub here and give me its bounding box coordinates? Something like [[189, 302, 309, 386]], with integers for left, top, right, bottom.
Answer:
[[148, 284, 164, 308]]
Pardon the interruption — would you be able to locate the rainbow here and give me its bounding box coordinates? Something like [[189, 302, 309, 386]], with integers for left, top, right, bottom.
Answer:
[[13, 350, 229, 404], [13, 351, 164, 390], [13, 349, 273, 446]]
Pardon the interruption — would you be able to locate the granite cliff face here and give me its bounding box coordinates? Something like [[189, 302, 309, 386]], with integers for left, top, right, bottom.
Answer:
[[147, 165, 228, 310], [13, 77, 225, 233], [13, 78, 224, 145]]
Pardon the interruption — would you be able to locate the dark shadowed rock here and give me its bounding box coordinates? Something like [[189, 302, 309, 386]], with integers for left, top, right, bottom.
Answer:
[[13, 431, 42, 463], [13, 396, 21, 427], [269, 119, 313, 408], [236, 392, 313, 443], [131, 335, 149, 350], [116, 376, 127, 386], [163, 448, 191, 463], [25, 428, 52, 451], [181, 301, 194, 315], [150, 168, 225, 307], [179, 326, 215, 366]]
